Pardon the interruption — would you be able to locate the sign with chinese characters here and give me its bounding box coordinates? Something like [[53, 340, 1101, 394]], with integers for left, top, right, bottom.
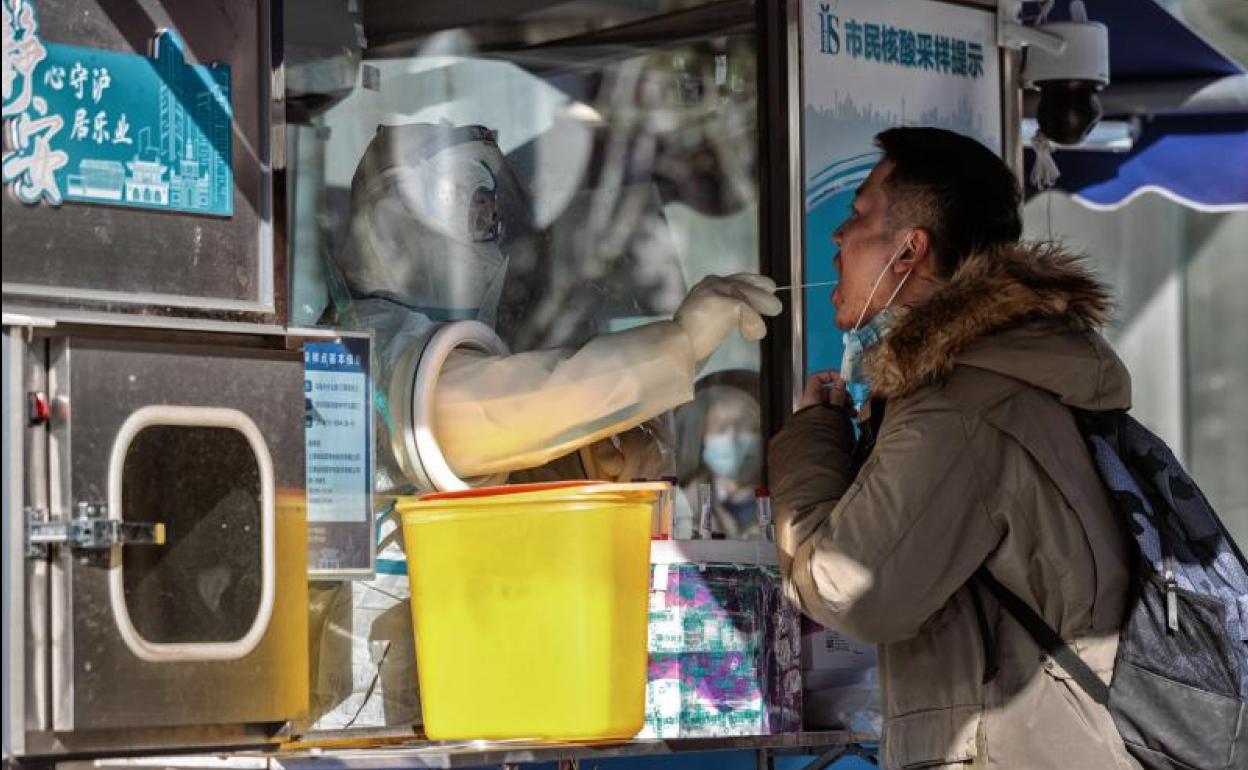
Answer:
[[305, 337, 374, 578], [800, 0, 1001, 376], [2, 0, 232, 215]]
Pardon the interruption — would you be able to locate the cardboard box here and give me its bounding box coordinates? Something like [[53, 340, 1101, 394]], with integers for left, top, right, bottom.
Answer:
[[799, 616, 880, 734]]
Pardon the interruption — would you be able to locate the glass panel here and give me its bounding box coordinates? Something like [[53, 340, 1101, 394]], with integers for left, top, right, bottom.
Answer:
[[286, 1, 767, 538], [121, 425, 262, 643], [1183, 209, 1248, 552], [1023, 192, 1248, 552]]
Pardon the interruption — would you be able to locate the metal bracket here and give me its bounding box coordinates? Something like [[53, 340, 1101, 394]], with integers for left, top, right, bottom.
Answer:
[[998, 0, 1066, 53], [26, 502, 166, 558], [804, 743, 880, 770]]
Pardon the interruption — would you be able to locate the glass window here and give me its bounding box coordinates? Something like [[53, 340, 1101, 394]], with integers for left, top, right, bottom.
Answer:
[[121, 425, 263, 643], [286, 1, 767, 537], [1024, 192, 1248, 552]]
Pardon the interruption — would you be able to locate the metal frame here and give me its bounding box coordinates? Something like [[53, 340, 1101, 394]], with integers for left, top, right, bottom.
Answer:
[[48, 733, 877, 770], [785, 0, 806, 414], [288, 327, 378, 582], [1000, 45, 1026, 181], [106, 406, 277, 663], [3, 325, 29, 760]]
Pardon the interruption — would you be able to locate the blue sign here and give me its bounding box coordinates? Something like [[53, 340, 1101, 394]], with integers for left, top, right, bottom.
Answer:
[[2, 0, 232, 216], [800, 0, 1001, 377], [815, 2, 985, 79]]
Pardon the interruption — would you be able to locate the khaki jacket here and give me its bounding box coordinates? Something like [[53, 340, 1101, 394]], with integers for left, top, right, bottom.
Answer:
[[771, 244, 1142, 769]]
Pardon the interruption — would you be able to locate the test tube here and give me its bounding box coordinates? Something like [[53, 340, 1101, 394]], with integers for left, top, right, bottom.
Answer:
[[755, 487, 774, 542], [657, 475, 677, 539], [697, 481, 714, 540]]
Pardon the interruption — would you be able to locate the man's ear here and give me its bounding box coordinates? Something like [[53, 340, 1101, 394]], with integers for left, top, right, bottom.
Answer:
[[895, 228, 934, 274]]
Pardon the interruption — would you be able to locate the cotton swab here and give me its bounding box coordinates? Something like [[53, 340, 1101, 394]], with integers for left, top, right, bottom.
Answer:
[[773, 280, 837, 292]]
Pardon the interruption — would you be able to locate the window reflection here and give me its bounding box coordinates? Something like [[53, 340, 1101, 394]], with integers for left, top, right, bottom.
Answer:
[[286, 1, 764, 512], [674, 370, 764, 539]]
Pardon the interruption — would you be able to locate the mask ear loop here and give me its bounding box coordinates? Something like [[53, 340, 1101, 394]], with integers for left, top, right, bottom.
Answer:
[[851, 233, 916, 331], [880, 256, 915, 309]]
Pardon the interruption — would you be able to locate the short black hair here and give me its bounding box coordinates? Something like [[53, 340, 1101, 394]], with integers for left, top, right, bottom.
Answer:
[[874, 127, 1022, 277]]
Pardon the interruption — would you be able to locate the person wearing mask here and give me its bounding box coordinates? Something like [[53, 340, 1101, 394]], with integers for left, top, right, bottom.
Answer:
[[769, 127, 1139, 769], [678, 376, 764, 539]]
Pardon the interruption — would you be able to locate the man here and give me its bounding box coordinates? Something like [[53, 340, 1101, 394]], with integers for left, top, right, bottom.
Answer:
[[770, 127, 1140, 769]]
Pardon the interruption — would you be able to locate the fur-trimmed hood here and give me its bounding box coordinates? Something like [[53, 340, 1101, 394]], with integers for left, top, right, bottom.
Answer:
[[864, 241, 1132, 409]]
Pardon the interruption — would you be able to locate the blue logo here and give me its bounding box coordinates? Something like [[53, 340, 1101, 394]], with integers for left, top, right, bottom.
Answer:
[[819, 4, 841, 55], [810, 4, 986, 80]]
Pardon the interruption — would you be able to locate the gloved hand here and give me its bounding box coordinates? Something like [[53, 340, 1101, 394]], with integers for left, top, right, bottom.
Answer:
[[675, 273, 782, 364]]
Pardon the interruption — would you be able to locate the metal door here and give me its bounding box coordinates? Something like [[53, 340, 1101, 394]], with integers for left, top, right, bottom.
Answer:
[[42, 333, 307, 731]]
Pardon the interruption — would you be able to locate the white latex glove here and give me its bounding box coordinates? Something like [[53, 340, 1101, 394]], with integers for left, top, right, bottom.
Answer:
[[675, 273, 782, 364]]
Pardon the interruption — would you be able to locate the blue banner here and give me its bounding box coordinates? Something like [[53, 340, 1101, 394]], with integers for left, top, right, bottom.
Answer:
[[2, 0, 232, 216], [801, 0, 1001, 376]]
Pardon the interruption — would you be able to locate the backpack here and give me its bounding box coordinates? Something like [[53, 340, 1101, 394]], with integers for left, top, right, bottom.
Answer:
[[976, 408, 1248, 770]]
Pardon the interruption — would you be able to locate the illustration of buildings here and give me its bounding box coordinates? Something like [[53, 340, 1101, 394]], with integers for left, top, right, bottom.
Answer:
[[169, 139, 211, 209], [124, 158, 169, 205], [66, 160, 126, 201]]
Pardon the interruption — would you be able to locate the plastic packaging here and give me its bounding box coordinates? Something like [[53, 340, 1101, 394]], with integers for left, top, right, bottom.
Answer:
[[397, 482, 665, 740], [697, 480, 714, 539], [800, 617, 881, 737], [642, 563, 802, 737], [672, 488, 695, 539], [648, 474, 678, 541], [755, 487, 774, 542]]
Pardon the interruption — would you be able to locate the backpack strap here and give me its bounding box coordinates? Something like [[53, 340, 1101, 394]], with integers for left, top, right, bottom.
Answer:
[[968, 580, 1000, 684], [975, 566, 1110, 706]]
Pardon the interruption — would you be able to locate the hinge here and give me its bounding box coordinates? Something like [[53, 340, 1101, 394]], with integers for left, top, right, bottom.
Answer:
[[26, 502, 166, 558]]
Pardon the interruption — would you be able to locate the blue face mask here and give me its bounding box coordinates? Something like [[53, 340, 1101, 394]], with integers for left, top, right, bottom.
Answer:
[[840, 234, 914, 405], [702, 432, 762, 480]]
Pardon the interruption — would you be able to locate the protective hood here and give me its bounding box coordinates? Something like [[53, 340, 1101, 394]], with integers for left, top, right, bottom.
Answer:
[[336, 123, 536, 317], [863, 242, 1131, 411]]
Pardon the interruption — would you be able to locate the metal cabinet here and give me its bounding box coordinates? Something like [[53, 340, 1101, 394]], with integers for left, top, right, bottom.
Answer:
[[7, 326, 308, 757]]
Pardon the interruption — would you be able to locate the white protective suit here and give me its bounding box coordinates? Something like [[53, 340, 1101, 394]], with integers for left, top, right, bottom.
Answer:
[[310, 122, 779, 730], [338, 122, 780, 491]]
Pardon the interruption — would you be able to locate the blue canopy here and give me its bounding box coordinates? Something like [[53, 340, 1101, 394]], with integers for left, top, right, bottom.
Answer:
[[1024, 0, 1247, 210]]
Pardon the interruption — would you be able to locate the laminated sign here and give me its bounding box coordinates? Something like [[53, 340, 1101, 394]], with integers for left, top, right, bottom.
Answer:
[[2, 0, 233, 215], [305, 338, 373, 576]]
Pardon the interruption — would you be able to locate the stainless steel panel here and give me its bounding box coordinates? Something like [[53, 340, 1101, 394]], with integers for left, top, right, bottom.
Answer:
[[2, 326, 26, 758], [21, 722, 289, 759], [49, 333, 307, 731], [1, 0, 276, 322], [1000, 45, 1024, 181], [24, 334, 51, 738], [786, 0, 805, 411]]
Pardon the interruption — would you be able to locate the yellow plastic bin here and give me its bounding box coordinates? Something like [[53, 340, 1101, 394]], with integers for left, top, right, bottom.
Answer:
[[397, 481, 666, 741]]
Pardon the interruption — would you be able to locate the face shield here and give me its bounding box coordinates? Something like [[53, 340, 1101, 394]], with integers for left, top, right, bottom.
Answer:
[[337, 123, 536, 324]]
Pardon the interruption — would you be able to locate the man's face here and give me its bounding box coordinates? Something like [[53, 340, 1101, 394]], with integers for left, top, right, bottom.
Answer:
[[831, 159, 909, 331]]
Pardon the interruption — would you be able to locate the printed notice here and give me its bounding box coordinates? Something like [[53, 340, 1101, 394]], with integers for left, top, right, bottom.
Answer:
[[304, 338, 371, 528]]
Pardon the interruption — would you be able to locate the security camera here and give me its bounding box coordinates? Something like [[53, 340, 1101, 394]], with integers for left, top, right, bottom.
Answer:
[[1022, 1, 1109, 145]]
